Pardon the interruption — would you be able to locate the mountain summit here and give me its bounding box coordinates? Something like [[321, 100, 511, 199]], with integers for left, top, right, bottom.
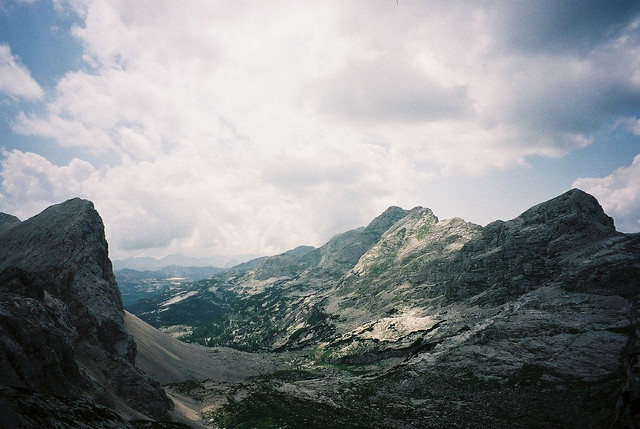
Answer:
[[0, 198, 173, 426], [516, 188, 615, 232], [2, 191, 640, 427], [127, 189, 640, 427]]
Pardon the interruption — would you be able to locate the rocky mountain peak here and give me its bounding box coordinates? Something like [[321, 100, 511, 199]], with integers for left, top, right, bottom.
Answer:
[[119, 189, 640, 427], [0, 198, 122, 322], [365, 205, 411, 235], [0, 213, 20, 236], [0, 198, 172, 421], [284, 245, 316, 257], [517, 188, 615, 233], [407, 205, 438, 222]]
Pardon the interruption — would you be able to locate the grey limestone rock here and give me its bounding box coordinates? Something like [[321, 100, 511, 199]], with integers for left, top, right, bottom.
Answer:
[[0, 198, 172, 422], [0, 212, 20, 235], [131, 189, 640, 427]]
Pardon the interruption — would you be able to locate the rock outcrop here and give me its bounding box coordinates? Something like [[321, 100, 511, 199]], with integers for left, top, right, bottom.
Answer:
[[0, 198, 173, 425], [128, 189, 640, 427], [0, 213, 19, 235]]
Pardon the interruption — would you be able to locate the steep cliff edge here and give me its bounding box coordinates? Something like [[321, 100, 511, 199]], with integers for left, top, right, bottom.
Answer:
[[0, 198, 173, 425]]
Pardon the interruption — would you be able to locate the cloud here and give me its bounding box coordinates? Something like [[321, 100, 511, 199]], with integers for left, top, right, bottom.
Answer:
[[13, 112, 115, 151], [0, 44, 44, 101], [622, 117, 640, 136], [3, 1, 640, 256], [574, 155, 640, 232], [490, 0, 640, 54], [316, 54, 474, 123], [0, 150, 95, 217]]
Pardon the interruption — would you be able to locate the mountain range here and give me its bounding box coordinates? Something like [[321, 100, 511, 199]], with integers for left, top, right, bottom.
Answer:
[[112, 254, 260, 271], [1, 189, 639, 427]]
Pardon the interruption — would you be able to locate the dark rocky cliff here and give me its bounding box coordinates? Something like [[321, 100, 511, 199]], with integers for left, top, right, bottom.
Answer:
[[0, 198, 172, 426]]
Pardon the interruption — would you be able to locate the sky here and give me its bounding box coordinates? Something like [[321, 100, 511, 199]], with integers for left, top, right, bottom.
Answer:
[[0, 0, 639, 260]]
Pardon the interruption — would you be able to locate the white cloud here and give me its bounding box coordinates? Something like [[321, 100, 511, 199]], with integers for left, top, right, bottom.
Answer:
[[3, 1, 640, 257], [0, 44, 44, 101], [574, 155, 640, 232], [13, 112, 115, 151], [622, 117, 640, 136], [0, 146, 402, 258], [316, 53, 474, 123], [0, 150, 95, 218]]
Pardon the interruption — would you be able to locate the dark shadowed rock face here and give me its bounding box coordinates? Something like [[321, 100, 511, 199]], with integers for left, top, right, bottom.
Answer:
[[0, 198, 172, 422], [0, 385, 135, 429], [0, 213, 20, 236]]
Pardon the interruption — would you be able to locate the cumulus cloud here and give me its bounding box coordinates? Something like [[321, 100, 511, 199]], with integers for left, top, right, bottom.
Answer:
[[574, 155, 640, 232], [0, 44, 44, 101], [3, 0, 640, 256], [0, 150, 95, 217], [13, 112, 115, 151], [317, 54, 474, 123]]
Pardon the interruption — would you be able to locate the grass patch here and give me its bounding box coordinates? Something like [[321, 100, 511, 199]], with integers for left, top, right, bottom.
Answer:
[[165, 379, 206, 394], [204, 386, 377, 429], [313, 361, 371, 376], [252, 369, 320, 382], [415, 223, 432, 240]]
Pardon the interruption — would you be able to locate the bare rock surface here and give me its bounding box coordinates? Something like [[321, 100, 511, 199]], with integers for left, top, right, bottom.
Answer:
[[129, 189, 640, 427], [124, 311, 287, 385], [0, 213, 20, 235], [0, 198, 173, 424]]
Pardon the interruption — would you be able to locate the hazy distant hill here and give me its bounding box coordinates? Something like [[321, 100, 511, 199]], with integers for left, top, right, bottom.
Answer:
[[112, 253, 260, 271], [115, 265, 225, 307]]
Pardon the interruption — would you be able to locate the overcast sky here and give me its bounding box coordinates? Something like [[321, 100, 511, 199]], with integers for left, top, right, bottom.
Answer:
[[1, 0, 639, 259]]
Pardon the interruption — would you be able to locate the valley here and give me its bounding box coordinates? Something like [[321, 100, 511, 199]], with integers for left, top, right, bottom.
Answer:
[[0, 190, 638, 427], [3, 2, 640, 428], [119, 189, 640, 427]]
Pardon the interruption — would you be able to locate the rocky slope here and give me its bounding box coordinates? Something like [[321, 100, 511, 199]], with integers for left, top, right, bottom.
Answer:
[[130, 205, 411, 350], [0, 198, 175, 426], [129, 189, 640, 427]]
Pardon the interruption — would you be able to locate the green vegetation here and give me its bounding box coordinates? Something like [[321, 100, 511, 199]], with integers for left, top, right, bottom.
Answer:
[[363, 259, 392, 280], [250, 368, 320, 383], [311, 347, 372, 375], [313, 361, 371, 375], [415, 223, 432, 240], [130, 421, 192, 428], [203, 385, 377, 429], [165, 379, 206, 395], [120, 194, 638, 429]]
